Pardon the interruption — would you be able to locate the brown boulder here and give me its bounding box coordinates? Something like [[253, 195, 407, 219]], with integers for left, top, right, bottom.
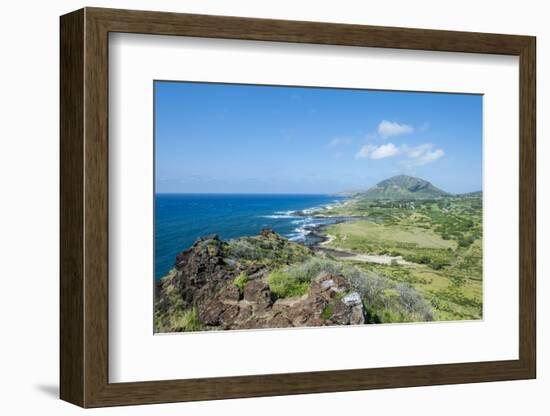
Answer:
[[197, 299, 226, 325], [220, 304, 240, 327], [173, 235, 237, 310], [219, 283, 241, 302], [266, 313, 292, 328], [243, 280, 272, 309]]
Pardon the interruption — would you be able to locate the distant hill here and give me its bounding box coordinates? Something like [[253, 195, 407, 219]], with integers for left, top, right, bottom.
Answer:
[[456, 190, 482, 198], [359, 175, 449, 200]]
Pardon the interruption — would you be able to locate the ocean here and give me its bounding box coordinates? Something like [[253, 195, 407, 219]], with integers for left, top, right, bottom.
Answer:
[[155, 193, 347, 279]]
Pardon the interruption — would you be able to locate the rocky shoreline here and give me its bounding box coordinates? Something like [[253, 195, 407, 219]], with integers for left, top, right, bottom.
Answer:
[[294, 213, 377, 248]]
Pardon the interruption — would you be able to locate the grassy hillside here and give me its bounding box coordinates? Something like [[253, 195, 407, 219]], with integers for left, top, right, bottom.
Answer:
[[359, 175, 449, 200], [326, 220, 455, 251], [319, 194, 483, 321]]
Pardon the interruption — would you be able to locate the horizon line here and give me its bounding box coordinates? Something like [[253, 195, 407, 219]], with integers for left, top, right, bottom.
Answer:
[[155, 190, 483, 195], [155, 192, 344, 195]]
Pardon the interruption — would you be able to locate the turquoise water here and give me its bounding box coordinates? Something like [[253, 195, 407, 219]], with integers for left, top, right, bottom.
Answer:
[[154, 193, 346, 279]]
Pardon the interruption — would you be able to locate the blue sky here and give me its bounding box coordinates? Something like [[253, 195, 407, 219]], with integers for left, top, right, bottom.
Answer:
[[155, 81, 482, 194]]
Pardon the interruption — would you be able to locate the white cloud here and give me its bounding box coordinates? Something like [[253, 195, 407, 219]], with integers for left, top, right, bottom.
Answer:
[[356, 142, 444, 166], [356, 143, 400, 159], [356, 144, 375, 158], [378, 120, 414, 138], [328, 137, 353, 147], [405, 143, 433, 158], [402, 143, 444, 167], [416, 148, 445, 165], [372, 143, 400, 159]]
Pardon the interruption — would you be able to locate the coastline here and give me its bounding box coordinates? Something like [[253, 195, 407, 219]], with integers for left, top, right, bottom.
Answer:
[[282, 197, 356, 246], [156, 187, 483, 327], [278, 196, 386, 250], [155, 193, 351, 279]]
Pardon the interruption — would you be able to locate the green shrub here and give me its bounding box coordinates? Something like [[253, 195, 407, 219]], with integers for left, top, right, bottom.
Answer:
[[228, 239, 262, 260], [284, 257, 346, 283], [395, 283, 432, 317], [430, 262, 444, 270], [458, 236, 475, 247], [268, 270, 309, 298], [321, 304, 334, 320], [227, 234, 311, 265], [170, 307, 203, 332], [418, 255, 431, 264], [233, 272, 249, 294], [268, 257, 434, 323]]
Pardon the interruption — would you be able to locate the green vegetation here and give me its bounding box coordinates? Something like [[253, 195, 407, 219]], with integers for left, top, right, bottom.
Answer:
[[321, 304, 334, 320], [283, 256, 357, 282], [227, 230, 312, 267], [326, 220, 455, 251], [155, 270, 205, 332], [268, 270, 310, 298], [233, 272, 249, 295], [155, 175, 483, 332], [359, 174, 449, 200], [318, 191, 483, 321], [174, 308, 204, 332], [270, 257, 433, 322]]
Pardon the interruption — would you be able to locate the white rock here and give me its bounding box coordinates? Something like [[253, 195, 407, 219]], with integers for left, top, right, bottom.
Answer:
[[342, 292, 362, 306], [320, 279, 335, 290]]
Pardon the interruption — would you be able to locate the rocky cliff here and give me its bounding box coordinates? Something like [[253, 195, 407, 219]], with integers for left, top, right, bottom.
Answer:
[[155, 230, 366, 332]]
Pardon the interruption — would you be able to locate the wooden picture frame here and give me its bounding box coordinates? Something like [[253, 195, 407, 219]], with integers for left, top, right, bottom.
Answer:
[[60, 7, 536, 408]]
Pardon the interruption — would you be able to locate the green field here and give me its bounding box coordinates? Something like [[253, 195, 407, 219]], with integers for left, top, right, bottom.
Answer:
[[326, 220, 455, 251], [319, 195, 483, 321]]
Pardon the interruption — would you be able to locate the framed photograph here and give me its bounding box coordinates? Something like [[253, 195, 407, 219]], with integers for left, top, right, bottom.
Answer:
[[60, 7, 536, 408]]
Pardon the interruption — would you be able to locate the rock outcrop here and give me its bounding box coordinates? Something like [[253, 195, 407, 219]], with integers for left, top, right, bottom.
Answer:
[[196, 270, 365, 330], [155, 230, 366, 332]]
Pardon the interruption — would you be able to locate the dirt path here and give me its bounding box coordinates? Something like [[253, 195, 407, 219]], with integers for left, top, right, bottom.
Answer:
[[315, 246, 414, 266]]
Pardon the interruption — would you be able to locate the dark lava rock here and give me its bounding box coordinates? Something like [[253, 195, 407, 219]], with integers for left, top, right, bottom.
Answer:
[[173, 235, 236, 309], [155, 231, 366, 332], [243, 280, 272, 309], [219, 283, 241, 302], [198, 299, 226, 326]]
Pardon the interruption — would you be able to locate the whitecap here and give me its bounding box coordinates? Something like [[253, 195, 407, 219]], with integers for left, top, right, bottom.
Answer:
[[274, 210, 296, 215], [260, 214, 297, 219]]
